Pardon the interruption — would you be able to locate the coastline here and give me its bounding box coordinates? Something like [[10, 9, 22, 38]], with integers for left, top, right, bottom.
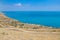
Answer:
[[0, 13, 60, 29], [0, 13, 60, 40]]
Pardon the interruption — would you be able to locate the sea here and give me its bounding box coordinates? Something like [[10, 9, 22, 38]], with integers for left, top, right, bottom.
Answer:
[[2, 11, 60, 28]]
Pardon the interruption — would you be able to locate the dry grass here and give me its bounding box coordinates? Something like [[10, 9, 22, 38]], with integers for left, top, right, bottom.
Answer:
[[0, 28, 60, 40], [0, 13, 60, 40]]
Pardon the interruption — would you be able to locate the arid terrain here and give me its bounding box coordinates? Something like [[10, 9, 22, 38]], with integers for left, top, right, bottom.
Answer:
[[0, 13, 60, 40]]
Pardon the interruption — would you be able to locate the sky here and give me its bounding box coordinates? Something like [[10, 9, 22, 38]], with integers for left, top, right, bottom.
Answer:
[[0, 0, 60, 11]]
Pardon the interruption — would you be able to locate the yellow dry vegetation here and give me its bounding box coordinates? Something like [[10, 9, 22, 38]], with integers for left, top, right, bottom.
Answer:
[[0, 28, 60, 40], [0, 13, 60, 40]]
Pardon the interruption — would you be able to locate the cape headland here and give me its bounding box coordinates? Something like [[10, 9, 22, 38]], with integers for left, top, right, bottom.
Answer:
[[0, 12, 60, 40]]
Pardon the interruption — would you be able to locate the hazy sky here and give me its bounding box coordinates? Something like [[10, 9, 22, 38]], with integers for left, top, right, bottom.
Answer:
[[0, 0, 60, 11]]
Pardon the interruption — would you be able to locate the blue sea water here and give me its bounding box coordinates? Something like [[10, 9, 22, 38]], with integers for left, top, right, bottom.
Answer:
[[3, 11, 60, 28]]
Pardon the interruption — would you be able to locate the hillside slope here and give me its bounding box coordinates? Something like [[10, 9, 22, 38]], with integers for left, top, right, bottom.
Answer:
[[0, 13, 60, 40]]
